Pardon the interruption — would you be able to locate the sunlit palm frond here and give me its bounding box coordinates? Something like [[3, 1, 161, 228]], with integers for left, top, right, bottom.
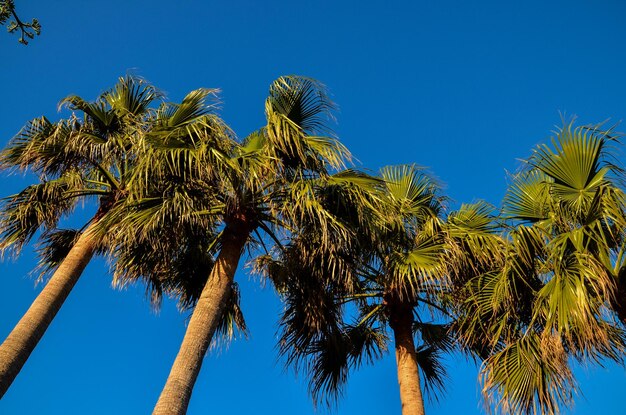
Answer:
[[0, 172, 85, 256], [481, 334, 575, 415], [155, 88, 222, 134], [448, 201, 499, 235], [381, 164, 432, 201], [531, 123, 612, 193], [129, 91, 235, 197], [0, 116, 56, 170], [59, 95, 118, 135], [502, 170, 552, 223], [104, 75, 162, 117], [0, 116, 104, 177], [380, 164, 442, 224], [455, 224, 545, 347], [265, 76, 348, 173], [445, 202, 505, 286], [267, 76, 336, 136], [388, 233, 445, 296], [534, 248, 614, 352]]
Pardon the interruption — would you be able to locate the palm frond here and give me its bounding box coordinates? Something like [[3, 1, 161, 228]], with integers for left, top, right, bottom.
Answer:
[[264, 76, 348, 173], [502, 170, 552, 222], [104, 75, 162, 117], [213, 282, 248, 345], [481, 334, 575, 415], [32, 228, 82, 282], [415, 345, 448, 403], [380, 164, 442, 223], [267, 76, 336, 136], [0, 173, 83, 256], [388, 233, 445, 296]]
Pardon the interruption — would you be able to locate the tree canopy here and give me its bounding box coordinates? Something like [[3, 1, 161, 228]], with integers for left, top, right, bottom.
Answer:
[[0, 1, 40, 45]]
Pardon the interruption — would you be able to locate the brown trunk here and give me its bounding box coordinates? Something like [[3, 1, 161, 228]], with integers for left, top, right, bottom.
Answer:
[[0, 221, 99, 397], [152, 226, 248, 415], [389, 301, 426, 415]]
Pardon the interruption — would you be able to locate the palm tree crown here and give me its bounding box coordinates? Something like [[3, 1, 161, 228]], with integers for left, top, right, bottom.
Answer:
[[0, 76, 234, 398], [0, 75, 162, 396], [260, 164, 502, 414], [455, 121, 626, 415], [106, 75, 373, 415]]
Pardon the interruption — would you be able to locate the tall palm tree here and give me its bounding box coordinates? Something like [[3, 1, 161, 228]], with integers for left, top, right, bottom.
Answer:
[[0, 76, 227, 397], [0, 76, 157, 396], [111, 76, 357, 415], [455, 121, 626, 414], [260, 166, 502, 415]]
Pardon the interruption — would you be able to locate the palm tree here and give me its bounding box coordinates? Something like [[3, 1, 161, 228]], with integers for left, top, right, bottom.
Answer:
[[0, 76, 157, 396], [454, 120, 626, 414], [259, 165, 502, 415], [110, 76, 357, 415], [0, 76, 227, 397]]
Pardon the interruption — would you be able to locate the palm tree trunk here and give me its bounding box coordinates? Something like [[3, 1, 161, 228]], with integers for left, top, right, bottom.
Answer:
[[152, 225, 248, 415], [0, 221, 99, 397], [390, 303, 426, 415]]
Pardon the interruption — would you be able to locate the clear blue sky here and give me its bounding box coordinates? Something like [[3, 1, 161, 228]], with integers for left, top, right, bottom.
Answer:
[[1, 1, 625, 413]]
